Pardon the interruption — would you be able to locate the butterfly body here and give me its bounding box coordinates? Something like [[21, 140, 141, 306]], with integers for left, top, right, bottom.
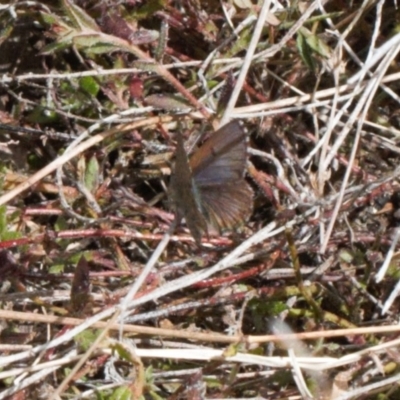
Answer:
[[170, 120, 253, 244]]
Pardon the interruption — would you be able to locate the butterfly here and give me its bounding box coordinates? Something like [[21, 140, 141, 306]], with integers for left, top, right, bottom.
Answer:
[[169, 120, 253, 244]]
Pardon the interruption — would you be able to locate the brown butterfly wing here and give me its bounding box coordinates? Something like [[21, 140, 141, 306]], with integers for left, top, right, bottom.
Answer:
[[170, 121, 253, 243], [190, 121, 253, 232], [199, 182, 253, 232], [189, 120, 247, 185], [169, 132, 208, 244]]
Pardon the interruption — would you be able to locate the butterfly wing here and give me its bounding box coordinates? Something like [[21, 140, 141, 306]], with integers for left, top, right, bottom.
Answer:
[[190, 121, 253, 232], [199, 182, 253, 231], [169, 132, 208, 244], [190, 121, 248, 186], [170, 120, 253, 243]]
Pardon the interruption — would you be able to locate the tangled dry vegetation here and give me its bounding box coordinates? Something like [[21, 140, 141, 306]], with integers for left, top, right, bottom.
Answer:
[[2, 0, 400, 399]]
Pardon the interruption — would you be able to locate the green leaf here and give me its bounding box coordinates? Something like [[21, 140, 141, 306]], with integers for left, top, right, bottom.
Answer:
[[0, 205, 7, 238], [40, 40, 71, 55], [339, 249, 354, 263], [133, 0, 166, 19], [55, 216, 68, 232], [222, 343, 240, 357], [72, 34, 115, 49], [112, 342, 135, 362], [0, 24, 13, 45], [38, 11, 72, 31], [95, 391, 106, 400], [26, 106, 58, 124], [84, 43, 123, 55], [77, 155, 100, 193], [79, 76, 100, 97], [226, 24, 253, 57], [109, 386, 133, 400], [296, 31, 315, 70], [1, 231, 20, 242], [304, 33, 331, 58], [71, 33, 136, 55], [84, 155, 100, 193], [74, 329, 101, 352], [49, 264, 64, 274], [297, 27, 331, 70], [61, 0, 99, 31], [0, 205, 19, 241]]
